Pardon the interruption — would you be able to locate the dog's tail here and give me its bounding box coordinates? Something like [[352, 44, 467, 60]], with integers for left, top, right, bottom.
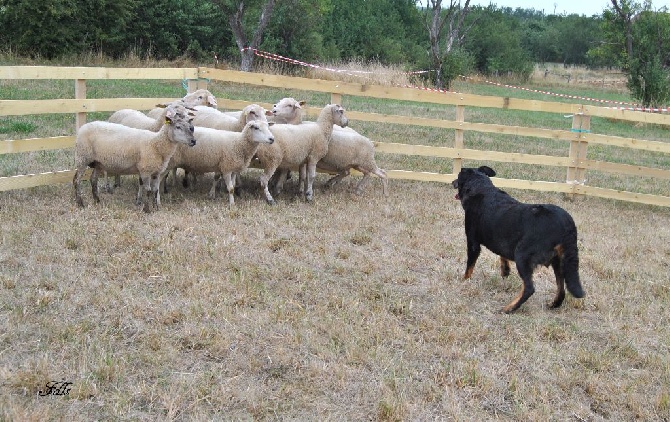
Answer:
[[562, 233, 584, 299]]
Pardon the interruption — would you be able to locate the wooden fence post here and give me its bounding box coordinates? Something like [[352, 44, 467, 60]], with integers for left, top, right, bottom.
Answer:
[[453, 105, 465, 175], [186, 78, 208, 93], [566, 110, 590, 199], [75, 79, 86, 130], [331, 93, 342, 105]]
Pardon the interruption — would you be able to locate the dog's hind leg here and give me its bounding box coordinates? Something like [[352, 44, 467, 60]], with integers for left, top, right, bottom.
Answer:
[[549, 255, 566, 308], [502, 257, 536, 313], [499, 257, 511, 277]]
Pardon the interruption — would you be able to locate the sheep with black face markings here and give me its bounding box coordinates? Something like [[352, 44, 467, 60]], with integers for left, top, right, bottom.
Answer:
[[73, 104, 196, 213]]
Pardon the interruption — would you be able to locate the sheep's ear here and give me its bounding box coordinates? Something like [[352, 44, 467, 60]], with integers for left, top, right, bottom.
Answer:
[[155, 103, 168, 109], [268, 121, 275, 126], [265, 110, 273, 117], [164, 108, 177, 123], [297, 100, 306, 108]]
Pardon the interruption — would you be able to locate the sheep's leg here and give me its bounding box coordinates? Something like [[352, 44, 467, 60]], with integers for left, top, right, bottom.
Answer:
[[90, 167, 101, 204], [102, 171, 113, 194], [325, 170, 350, 189], [73, 167, 86, 208], [182, 170, 190, 188], [375, 168, 389, 196], [153, 174, 162, 207], [274, 169, 290, 197], [135, 178, 144, 206], [299, 164, 307, 195], [161, 172, 170, 195], [209, 174, 220, 199], [260, 168, 278, 205], [354, 173, 372, 195], [114, 174, 121, 189], [138, 175, 152, 212], [234, 172, 243, 197], [170, 168, 177, 188], [305, 161, 317, 202], [223, 173, 236, 206], [142, 174, 160, 213]]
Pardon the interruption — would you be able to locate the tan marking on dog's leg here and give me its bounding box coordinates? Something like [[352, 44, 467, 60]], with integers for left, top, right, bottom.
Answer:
[[554, 244, 564, 257], [464, 265, 475, 279], [549, 255, 566, 308], [499, 257, 511, 277], [502, 287, 525, 314]]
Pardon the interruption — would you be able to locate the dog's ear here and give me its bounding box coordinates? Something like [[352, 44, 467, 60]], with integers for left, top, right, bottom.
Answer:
[[478, 166, 496, 177]]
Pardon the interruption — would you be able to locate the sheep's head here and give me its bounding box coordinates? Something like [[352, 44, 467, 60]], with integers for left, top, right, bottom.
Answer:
[[165, 105, 196, 147], [183, 89, 218, 109], [271, 97, 305, 124], [246, 121, 275, 145], [331, 104, 348, 128], [243, 104, 270, 124]]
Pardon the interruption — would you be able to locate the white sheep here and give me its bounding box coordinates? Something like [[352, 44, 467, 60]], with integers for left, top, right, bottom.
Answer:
[[106, 105, 179, 192], [179, 103, 271, 190], [105, 89, 214, 191], [146, 88, 217, 119], [109, 108, 165, 131], [318, 127, 388, 196], [270, 97, 306, 124], [254, 103, 348, 205], [192, 104, 271, 131], [73, 104, 196, 213], [171, 121, 275, 205], [270, 98, 388, 196]]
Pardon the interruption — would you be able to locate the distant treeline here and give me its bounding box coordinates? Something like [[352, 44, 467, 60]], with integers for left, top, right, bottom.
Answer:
[[0, 0, 604, 75]]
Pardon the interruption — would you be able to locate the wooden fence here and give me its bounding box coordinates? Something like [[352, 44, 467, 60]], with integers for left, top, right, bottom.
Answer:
[[1, 66, 669, 207]]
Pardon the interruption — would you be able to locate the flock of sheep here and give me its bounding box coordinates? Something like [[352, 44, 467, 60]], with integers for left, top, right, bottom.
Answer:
[[72, 89, 388, 212]]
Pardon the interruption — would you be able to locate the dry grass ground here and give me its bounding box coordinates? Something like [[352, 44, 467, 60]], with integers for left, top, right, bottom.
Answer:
[[1, 172, 669, 421], [1, 59, 669, 420]]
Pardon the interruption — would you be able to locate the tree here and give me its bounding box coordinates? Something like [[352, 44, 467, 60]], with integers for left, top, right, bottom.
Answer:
[[592, 0, 670, 106], [212, 0, 277, 71], [1, 0, 88, 58], [464, 6, 533, 79], [422, 0, 474, 89], [262, 0, 333, 62]]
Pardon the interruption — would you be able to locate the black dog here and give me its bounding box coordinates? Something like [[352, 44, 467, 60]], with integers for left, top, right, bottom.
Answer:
[[452, 166, 584, 313]]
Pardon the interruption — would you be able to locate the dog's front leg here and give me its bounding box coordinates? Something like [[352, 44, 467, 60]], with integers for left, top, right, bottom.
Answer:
[[464, 240, 481, 279]]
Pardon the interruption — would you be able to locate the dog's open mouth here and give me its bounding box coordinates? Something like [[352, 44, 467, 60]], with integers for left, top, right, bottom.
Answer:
[[454, 193, 460, 200]]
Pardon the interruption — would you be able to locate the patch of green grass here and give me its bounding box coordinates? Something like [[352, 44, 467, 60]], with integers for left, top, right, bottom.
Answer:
[[0, 119, 37, 134]]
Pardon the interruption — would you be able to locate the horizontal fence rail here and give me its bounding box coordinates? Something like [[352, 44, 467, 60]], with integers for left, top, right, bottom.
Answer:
[[0, 66, 669, 207]]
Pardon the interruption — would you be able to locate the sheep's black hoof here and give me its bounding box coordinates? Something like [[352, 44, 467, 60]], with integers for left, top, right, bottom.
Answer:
[[266, 199, 277, 206]]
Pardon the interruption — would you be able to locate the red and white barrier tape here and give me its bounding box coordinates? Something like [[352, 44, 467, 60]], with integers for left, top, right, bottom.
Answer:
[[242, 48, 669, 113], [460, 75, 670, 113]]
